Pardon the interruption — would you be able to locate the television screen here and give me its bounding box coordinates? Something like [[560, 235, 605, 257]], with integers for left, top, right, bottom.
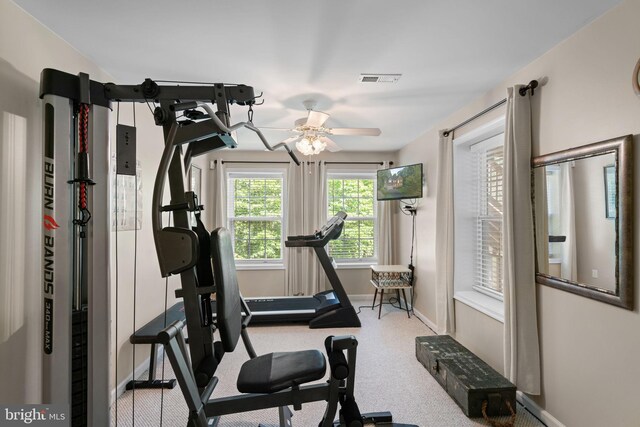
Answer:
[[377, 163, 423, 201]]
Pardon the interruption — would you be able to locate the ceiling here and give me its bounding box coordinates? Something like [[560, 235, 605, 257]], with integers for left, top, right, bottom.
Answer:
[[15, 0, 620, 152]]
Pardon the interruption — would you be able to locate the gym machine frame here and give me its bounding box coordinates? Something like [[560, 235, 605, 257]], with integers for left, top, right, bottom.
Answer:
[[39, 68, 298, 427]]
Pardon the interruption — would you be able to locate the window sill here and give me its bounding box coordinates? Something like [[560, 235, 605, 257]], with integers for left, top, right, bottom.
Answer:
[[335, 262, 375, 270], [236, 263, 285, 271], [454, 291, 504, 323]]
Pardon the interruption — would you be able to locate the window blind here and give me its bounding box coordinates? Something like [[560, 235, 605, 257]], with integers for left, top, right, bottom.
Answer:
[[475, 145, 504, 294]]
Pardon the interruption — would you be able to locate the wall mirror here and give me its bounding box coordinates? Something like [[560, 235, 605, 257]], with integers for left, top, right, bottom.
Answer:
[[531, 135, 634, 309]]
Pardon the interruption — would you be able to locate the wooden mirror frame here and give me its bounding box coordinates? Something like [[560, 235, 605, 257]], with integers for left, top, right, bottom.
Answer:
[[532, 135, 634, 309]]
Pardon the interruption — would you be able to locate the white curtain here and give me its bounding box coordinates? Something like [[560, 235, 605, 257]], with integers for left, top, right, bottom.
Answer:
[[503, 86, 541, 395], [285, 161, 326, 296], [435, 130, 455, 334], [212, 160, 227, 229], [377, 161, 393, 265], [313, 162, 328, 289], [559, 162, 577, 281]]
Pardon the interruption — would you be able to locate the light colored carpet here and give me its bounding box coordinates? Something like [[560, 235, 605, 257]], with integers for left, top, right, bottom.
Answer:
[[111, 305, 545, 427]]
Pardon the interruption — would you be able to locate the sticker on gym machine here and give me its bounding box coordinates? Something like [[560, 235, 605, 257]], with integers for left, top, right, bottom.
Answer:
[[42, 103, 55, 355]]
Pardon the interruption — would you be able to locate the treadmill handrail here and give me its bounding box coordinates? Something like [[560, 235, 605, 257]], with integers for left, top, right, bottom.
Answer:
[[285, 212, 347, 247]]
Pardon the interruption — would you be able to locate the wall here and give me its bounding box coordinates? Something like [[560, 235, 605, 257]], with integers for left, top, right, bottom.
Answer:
[[206, 149, 398, 298], [0, 0, 112, 403], [398, 1, 640, 425], [396, 127, 440, 321], [108, 106, 199, 391]]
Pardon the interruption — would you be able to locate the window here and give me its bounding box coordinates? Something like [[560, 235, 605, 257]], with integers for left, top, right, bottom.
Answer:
[[226, 171, 285, 266], [453, 117, 505, 322], [474, 144, 504, 295], [327, 173, 377, 264]]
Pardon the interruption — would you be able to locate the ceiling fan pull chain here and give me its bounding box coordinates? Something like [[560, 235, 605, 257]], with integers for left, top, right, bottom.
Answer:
[[247, 104, 254, 124]]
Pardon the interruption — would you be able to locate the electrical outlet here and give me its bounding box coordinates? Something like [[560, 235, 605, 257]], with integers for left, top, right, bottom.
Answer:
[[592, 269, 599, 279]]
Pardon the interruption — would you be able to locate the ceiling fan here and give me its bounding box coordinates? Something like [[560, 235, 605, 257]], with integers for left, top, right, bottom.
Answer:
[[261, 100, 382, 155]]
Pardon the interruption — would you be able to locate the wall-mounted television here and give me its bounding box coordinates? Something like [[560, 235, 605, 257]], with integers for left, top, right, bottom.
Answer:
[[377, 163, 423, 201]]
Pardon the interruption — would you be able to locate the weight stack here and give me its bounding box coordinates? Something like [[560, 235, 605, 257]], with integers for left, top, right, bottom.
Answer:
[[72, 309, 88, 427]]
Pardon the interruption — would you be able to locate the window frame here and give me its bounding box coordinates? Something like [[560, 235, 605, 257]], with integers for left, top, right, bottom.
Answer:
[[326, 171, 378, 266], [226, 169, 287, 268], [452, 117, 506, 323]]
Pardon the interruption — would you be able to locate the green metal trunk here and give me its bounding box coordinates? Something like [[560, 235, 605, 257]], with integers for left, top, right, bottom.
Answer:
[[415, 335, 516, 418]]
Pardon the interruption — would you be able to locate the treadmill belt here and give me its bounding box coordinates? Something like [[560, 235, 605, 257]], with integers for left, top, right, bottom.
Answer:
[[246, 297, 320, 312]]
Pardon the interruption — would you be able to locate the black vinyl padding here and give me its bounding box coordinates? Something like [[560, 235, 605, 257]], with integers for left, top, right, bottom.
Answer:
[[194, 212, 215, 288], [237, 350, 326, 394], [195, 355, 219, 388], [211, 227, 329, 394], [210, 228, 243, 352]]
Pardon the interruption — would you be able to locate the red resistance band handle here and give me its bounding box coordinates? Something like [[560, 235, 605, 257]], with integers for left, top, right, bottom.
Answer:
[[73, 104, 93, 228]]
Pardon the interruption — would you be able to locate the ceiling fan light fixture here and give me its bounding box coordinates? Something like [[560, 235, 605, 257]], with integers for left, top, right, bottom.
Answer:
[[296, 135, 325, 156], [312, 138, 325, 150]]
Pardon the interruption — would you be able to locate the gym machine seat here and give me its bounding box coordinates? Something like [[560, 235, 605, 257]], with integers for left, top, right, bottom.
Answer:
[[237, 350, 326, 394]]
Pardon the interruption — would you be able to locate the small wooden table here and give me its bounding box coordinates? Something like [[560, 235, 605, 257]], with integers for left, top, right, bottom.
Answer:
[[369, 265, 413, 319]]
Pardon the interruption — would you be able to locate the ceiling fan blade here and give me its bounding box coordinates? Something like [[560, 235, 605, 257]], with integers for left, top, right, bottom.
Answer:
[[320, 136, 342, 152], [305, 110, 330, 128], [328, 127, 382, 136]]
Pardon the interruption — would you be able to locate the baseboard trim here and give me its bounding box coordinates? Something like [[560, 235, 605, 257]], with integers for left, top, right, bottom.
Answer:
[[517, 391, 565, 427], [348, 294, 374, 304], [411, 306, 438, 334], [110, 346, 167, 406]]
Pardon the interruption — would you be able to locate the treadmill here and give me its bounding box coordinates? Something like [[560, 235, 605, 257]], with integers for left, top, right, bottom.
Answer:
[[245, 211, 361, 328]]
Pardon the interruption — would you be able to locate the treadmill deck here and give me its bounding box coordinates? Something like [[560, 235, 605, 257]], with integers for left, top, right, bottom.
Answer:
[[245, 293, 339, 324]]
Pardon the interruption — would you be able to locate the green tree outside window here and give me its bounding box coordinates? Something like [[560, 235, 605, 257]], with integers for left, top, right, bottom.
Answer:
[[327, 174, 377, 261], [228, 175, 284, 262]]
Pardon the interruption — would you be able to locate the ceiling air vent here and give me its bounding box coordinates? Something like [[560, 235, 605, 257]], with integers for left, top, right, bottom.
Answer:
[[358, 73, 401, 83]]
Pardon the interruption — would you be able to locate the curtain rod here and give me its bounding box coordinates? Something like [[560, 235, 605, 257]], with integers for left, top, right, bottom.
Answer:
[[216, 160, 394, 166], [322, 161, 394, 166], [442, 80, 539, 137], [216, 160, 291, 165]]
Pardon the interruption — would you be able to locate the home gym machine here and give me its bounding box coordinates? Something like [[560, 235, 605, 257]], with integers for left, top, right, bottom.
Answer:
[[39, 68, 297, 426], [245, 211, 361, 328], [40, 68, 411, 426]]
